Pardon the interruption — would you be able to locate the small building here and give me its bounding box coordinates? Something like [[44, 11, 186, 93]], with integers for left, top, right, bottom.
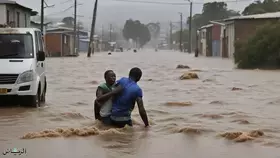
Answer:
[[45, 27, 88, 56], [224, 12, 280, 58], [79, 35, 100, 53], [0, 0, 37, 27], [198, 24, 213, 56]]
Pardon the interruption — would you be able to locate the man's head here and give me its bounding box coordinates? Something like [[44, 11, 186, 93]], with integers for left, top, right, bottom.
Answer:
[[104, 70, 116, 86], [129, 67, 142, 82]]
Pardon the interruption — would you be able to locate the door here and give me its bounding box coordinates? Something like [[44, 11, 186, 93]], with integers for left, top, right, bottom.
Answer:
[[35, 31, 46, 95]]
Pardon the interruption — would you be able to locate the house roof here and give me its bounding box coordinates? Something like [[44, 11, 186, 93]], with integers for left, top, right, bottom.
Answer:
[[225, 12, 280, 21], [31, 21, 51, 26], [0, 0, 31, 10], [0, 0, 38, 15], [198, 24, 213, 30], [46, 27, 88, 34], [209, 21, 225, 25]]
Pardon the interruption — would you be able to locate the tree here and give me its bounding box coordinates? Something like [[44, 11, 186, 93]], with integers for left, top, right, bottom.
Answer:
[[123, 19, 151, 47], [172, 29, 189, 44], [234, 22, 280, 69], [147, 22, 160, 39], [242, 0, 280, 15], [60, 17, 84, 30], [62, 17, 74, 27]]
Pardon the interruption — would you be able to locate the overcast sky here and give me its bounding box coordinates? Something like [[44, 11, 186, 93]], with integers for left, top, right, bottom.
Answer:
[[16, 0, 253, 30]]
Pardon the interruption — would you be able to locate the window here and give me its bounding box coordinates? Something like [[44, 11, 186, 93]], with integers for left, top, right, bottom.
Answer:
[[34, 31, 39, 53], [35, 31, 43, 52], [37, 32, 43, 51], [6, 10, 10, 24], [16, 12, 20, 27], [64, 35, 67, 44], [24, 14, 27, 27], [0, 34, 34, 59]]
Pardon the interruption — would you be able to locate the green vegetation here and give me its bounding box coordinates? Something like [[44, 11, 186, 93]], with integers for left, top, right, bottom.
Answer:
[[243, 0, 280, 15], [234, 22, 280, 69], [122, 19, 151, 47]]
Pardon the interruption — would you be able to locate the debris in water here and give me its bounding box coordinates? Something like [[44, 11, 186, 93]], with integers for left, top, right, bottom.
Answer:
[[195, 114, 224, 119], [176, 64, 190, 69], [179, 72, 199, 80], [231, 119, 250, 124], [190, 69, 203, 72], [209, 100, 225, 105], [60, 112, 89, 119], [232, 87, 243, 91], [219, 130, 264, 142], [164, 101, 192, 106], [172, 126, 213, 135]]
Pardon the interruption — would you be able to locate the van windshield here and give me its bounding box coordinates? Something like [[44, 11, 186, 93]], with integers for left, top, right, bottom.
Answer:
[[0, 34, 34, 59]]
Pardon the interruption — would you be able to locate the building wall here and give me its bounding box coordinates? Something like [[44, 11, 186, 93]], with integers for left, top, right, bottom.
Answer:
[[45, 33, 62, 56], [0, 5, 6, 24], [226, 22, 235, 58], [206, 26, 213, 56], [5, 4, 31, 27], [212, 24, 221, 40], [212, 40, 220, 57], [234, 19, 278, 43], [200, 29, 207, 56], [220, 25, 225, 57], [79, 40, 89, 52]]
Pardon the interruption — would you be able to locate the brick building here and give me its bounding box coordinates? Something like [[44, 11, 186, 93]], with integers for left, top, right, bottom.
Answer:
[[224, 12, 280, 58]]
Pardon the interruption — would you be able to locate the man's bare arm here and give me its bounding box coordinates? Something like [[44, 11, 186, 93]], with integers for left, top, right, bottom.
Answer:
[[96, 85, 123, 103], [136, 97, 149, 127]]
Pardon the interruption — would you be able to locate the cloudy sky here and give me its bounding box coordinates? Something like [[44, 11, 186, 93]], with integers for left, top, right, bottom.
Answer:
[[16, 0, 253, 30]]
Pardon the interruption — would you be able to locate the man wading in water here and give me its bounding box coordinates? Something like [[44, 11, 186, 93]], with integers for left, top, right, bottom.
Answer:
[[95, 67, 149, 128]]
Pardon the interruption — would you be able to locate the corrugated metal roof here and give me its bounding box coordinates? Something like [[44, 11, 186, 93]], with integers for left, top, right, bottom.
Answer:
[[0, 0, 32, 10], [199, 24, 213, 30], [46, 27, 88, 34], [225, 12, 280, 21]]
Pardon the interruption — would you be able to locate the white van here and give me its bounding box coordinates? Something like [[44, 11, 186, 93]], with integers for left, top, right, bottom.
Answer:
[[0, 28, 47, 107]]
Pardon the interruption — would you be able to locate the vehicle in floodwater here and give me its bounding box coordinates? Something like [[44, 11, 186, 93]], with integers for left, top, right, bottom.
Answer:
[[0, 28, 47, 107]]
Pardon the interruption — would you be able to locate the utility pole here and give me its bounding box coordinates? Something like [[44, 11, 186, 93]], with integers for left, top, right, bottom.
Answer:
[[40, 0, 44, 33], [73, 0, 77, 55], [87, 0, 98, 57], [188, 1, 193, 53], [169, 22, 172, 50], [77, 23, 80, 55], [101, 25, 104, 52], [179, 12, 183, 52]]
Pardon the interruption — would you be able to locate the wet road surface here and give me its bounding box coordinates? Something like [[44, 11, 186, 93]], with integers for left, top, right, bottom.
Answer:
[[0, 50, 280, 158]]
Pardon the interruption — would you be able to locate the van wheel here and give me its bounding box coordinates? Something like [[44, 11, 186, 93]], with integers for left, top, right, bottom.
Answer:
[[22, 88, 41, 108], [41, 82, 46, 103]]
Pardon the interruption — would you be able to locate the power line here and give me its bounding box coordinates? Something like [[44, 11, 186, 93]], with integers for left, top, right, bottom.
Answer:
[[112, 0, 253, 5], [45, 3, 83, 16], [45, 5, 74, 16], [60, 0, 72, 4]]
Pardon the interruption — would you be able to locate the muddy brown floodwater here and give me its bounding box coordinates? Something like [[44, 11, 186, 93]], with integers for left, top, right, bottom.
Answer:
[[1, 50, 280, 158]]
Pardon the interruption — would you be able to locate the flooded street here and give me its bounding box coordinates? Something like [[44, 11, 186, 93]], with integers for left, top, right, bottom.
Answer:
[[0, 50, 280, 158]]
